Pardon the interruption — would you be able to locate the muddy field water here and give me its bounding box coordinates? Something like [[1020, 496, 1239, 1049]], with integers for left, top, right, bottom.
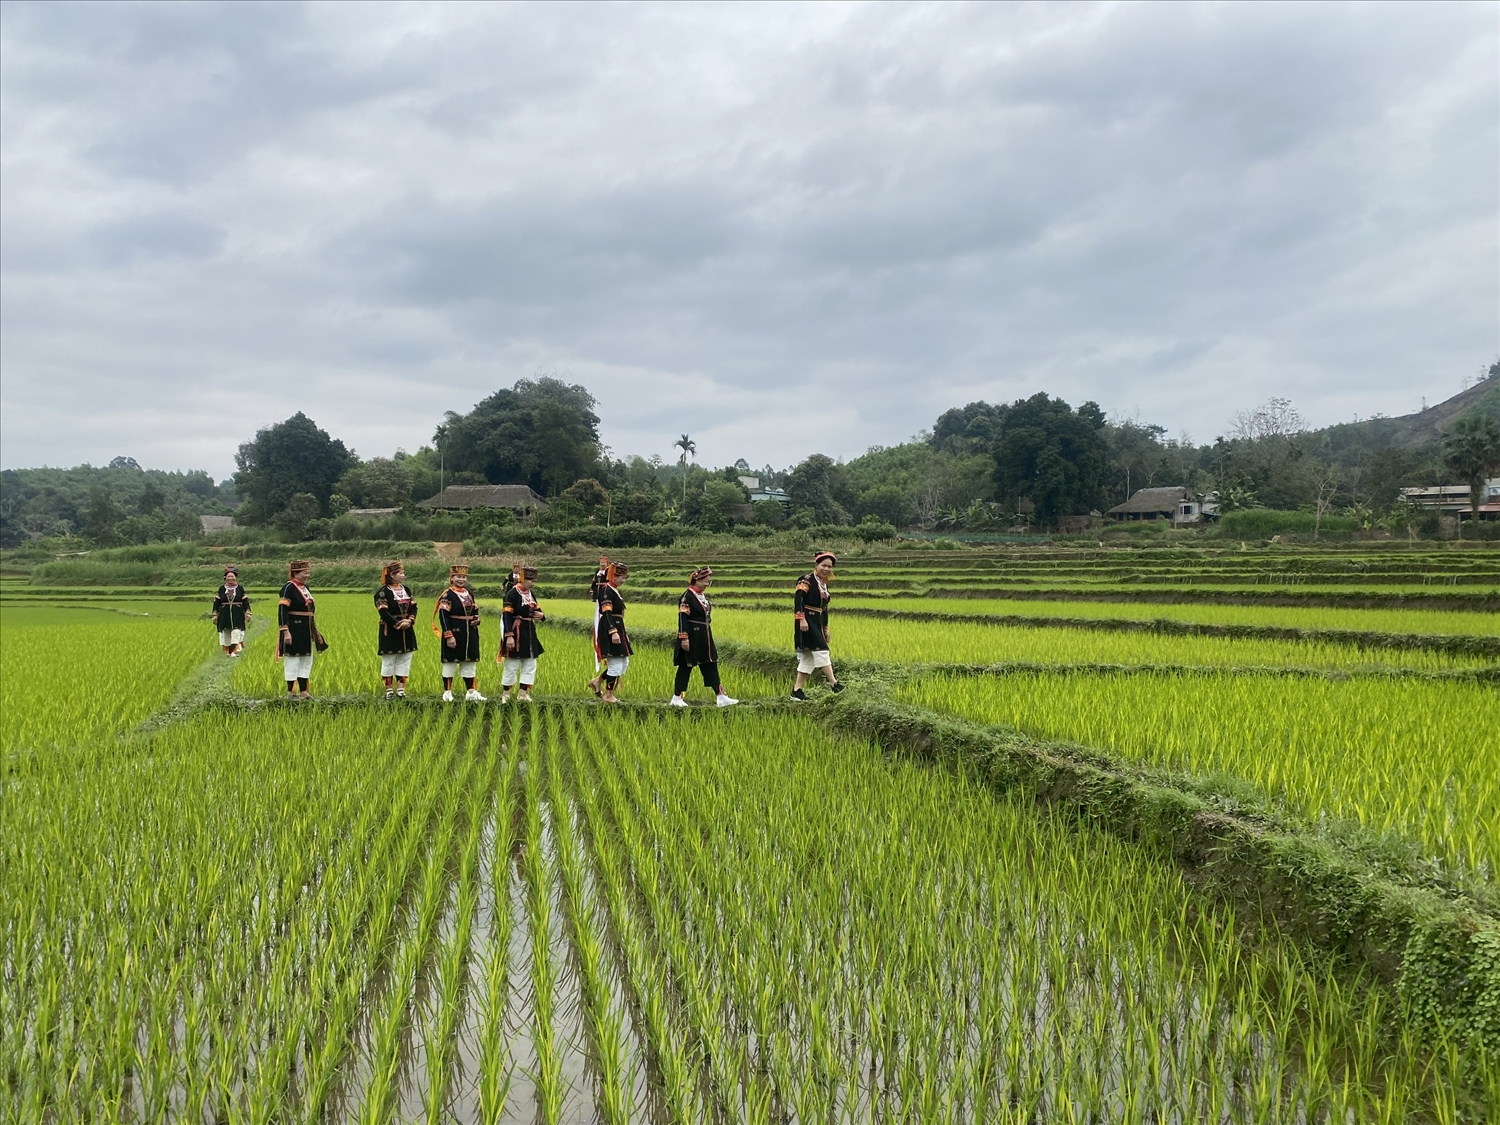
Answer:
[[6, 697, 1490, 1121]]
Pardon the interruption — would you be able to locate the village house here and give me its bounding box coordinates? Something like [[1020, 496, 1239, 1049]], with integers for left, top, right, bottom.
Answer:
[[738, 476, 790, 505], [417, 484, 549, 513], [1400, 479, 1500, 521], [1106, 486, 1214, 525]]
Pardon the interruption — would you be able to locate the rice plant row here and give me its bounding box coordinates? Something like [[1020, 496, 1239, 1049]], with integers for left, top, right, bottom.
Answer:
[[541, 599, 1499, 673], [5, 706, 1489, 1121], [833, 595, 1500, 638], [897, 669, 1500, 885], [0, 607, 207, 752]]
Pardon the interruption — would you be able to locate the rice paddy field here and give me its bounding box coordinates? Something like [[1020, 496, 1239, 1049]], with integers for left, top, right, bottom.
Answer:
[[540, 600, 1497, 674], [895, 670, 1500, 884], [2, 541, 1497, 1122], [832, 597, 1500, 638]]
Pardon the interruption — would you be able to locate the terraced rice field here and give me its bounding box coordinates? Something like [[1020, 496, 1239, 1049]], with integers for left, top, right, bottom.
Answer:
[[3, 543, 1497, 1121], [833, 596, 1500, 637], [0, 604, 206, 748], [541, 600, 1497, 673], [15, 542, 1500, 605], [5, 705, 1487, 1122], [897, 670, 1500, 882]]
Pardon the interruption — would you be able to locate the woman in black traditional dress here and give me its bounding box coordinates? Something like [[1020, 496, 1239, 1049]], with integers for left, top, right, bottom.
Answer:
[[499, 565, 545, 703], [594, 560, 632, 704], [374, 560, 418, 699], [212, 566, 251, 656], [670, 566, 737, 708], [791, 550, 843, 701], [436, 564, 484, 702], [278, 560, 325, 700]]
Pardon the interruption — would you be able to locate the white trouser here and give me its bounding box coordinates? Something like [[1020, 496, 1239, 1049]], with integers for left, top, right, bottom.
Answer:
[[283, 653, 314, 681], [381, 651, 414, 678], [501, 657, 538, 687], [796, 649, 832, 674], [605, 655, 629, 677], [219, 629, 245, 646], [441, 661, 478, 679]]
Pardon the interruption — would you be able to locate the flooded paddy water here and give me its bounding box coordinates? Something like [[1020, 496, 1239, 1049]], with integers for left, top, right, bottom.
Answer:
[[7, 699, 1485, 1122]]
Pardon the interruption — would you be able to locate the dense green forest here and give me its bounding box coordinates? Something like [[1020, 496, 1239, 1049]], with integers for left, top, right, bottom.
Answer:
[[4, 365, 1498, 549]]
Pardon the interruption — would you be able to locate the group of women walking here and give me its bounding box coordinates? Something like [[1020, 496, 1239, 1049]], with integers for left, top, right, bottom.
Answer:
[[214, 551, 843, 704]]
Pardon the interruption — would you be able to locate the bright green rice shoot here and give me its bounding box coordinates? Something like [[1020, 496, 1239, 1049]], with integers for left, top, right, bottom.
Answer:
[[0, 606, 205, 750], [3, 706, 1484, 1120], [837, 596, 1500, 637], [897, 669, 1500, 883], [542, 599, 1496, 672]]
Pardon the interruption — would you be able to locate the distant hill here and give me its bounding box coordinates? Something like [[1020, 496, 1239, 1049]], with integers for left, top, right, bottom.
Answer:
[[1313, 374, 1500, 451]]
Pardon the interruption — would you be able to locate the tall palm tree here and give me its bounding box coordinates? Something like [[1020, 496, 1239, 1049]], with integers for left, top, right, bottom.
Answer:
[[433, 421, 452, 497], [1443, 414, 1500, 539], [674, 434, 696, 501]]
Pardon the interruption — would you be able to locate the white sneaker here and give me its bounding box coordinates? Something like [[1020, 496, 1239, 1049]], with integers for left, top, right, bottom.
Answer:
[[516, 691, 533, 703], [716, 694, 739, 707], [669, 695, 689, 708], [466, 689, 486, 702], [442, 690, 454, 702], [499, 693, 511, 705]]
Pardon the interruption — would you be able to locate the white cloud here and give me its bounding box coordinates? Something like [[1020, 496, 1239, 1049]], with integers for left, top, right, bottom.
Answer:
[[2, 0, 1495, 477]]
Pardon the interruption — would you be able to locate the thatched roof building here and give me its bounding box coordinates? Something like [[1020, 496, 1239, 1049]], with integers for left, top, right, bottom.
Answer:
[[417, 484, 548, 512], [1107, 486, 1208, 523]]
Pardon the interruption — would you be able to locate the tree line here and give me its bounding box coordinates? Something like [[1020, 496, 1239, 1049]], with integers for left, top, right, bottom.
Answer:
[[5, 365, 1499, 549], [0, 459, 232, 549]]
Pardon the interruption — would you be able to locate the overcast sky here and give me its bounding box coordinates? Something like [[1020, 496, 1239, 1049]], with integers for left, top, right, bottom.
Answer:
[[2, 1, 1496, 479]]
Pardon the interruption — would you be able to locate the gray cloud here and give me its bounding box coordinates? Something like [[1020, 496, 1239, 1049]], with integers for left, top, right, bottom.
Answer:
[[1, 0, 1494, 477]]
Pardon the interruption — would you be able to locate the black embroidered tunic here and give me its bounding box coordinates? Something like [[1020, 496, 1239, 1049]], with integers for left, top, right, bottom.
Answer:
[[212, 585, 251, 631], [501, 585, 545, 659], [375, 584, 419, 655], [675, 586, 717, 667], [595, 583, 632, 659], [278, 581, 318, 657], [793, 572, 831, 652], [437, 586, 482, 661]]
